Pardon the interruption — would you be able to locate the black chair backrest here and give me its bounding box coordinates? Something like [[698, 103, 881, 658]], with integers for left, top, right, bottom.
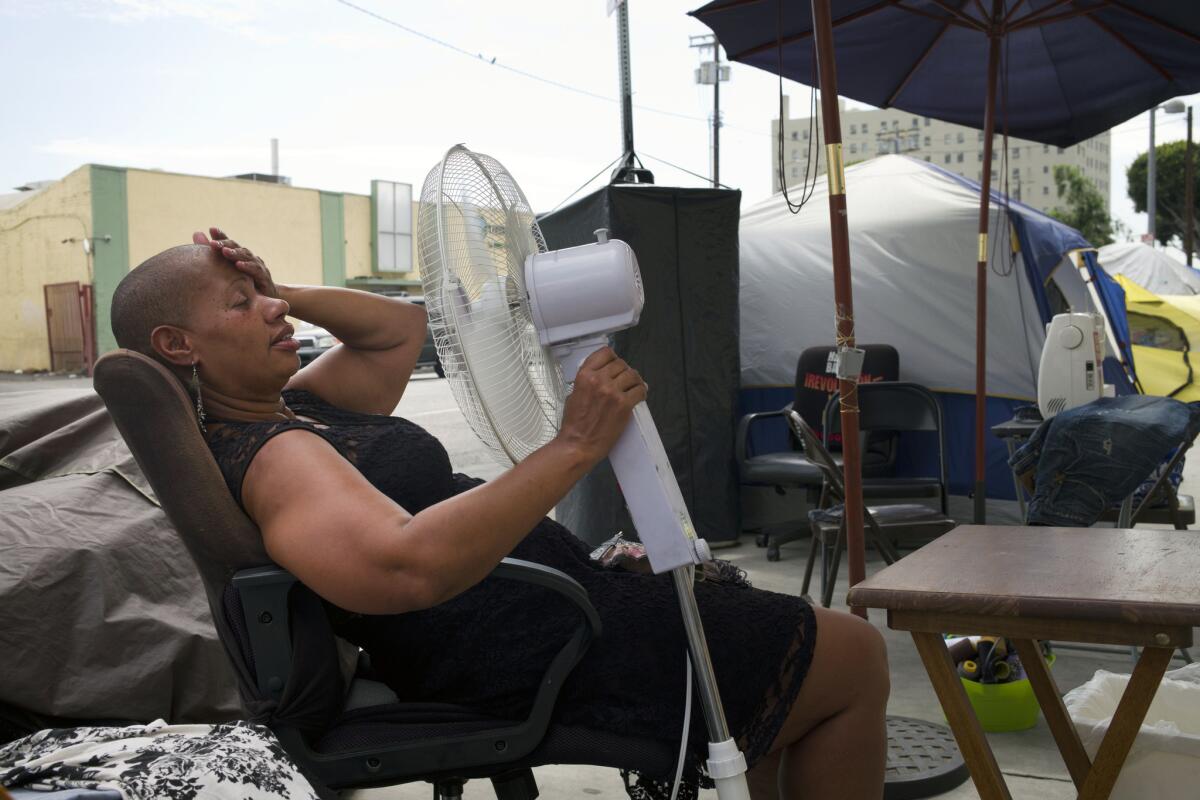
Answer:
[[787, 411, 846, 498], [793, 344, 899, 442], [93, 350, 343, 730], [825, 381, 943, 436], [824, 381, 948, 498]]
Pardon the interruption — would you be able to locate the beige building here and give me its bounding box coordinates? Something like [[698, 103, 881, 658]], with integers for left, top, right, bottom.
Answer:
[[0, 165, 419, 372], [772, 96, 1112, 214]]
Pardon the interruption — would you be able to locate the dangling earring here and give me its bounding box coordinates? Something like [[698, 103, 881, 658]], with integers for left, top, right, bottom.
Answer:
[[191, 362, 207, 433]]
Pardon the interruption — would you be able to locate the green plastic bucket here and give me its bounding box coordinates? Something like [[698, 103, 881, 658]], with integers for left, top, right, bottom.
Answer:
[[959, 654, 1056, 733]]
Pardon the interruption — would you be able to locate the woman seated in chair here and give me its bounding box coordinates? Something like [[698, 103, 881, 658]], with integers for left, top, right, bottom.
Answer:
[[109, 230, 890, 800]]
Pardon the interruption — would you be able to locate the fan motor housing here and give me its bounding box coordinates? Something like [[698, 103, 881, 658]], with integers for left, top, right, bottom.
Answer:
[[524, 237, 645, 346]]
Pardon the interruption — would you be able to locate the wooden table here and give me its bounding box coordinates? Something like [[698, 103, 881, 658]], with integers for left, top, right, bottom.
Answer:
[[847, 525, 1200, 800]]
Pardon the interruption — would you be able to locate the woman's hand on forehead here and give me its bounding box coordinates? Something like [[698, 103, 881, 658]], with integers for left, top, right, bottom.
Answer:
[[192, 227, 279, 299]]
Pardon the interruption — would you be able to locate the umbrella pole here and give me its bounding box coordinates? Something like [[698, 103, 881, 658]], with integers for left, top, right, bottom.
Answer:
[[810, 0, 866, 617], [974, 2, 1003, 524]]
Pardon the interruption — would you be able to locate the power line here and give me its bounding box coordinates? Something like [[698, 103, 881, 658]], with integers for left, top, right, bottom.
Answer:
[[333, 0, 747, 131]]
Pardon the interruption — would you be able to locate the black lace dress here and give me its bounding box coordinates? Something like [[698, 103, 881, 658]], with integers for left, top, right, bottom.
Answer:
[[206, 390, 816, 794]]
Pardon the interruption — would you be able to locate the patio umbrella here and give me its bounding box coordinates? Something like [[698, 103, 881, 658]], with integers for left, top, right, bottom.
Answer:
[[691, 0, 1200, 535]]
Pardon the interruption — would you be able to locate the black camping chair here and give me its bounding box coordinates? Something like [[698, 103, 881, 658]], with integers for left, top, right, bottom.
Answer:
[[736, 345, 898, 561], [823, 381, 950, 516], [94, 349, 675, 799], [789, 409, 956, 608]]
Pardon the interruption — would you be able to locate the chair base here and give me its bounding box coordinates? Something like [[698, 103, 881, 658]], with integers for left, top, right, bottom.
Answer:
[[884, 716, 969, 800]]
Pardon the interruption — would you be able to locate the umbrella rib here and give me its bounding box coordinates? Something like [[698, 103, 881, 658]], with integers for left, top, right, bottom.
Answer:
[[893, 2, 982, 30], [885, 19, 953, 107], [1109, 0, 1200, 46], [1006, 0, 1088, 31], [729, 0, 894, 61], [1010, 2, 1112, 33], [924, 0, 988, 30], [1084, 12, 1174, 82], [1002, 0, 1028, 25]]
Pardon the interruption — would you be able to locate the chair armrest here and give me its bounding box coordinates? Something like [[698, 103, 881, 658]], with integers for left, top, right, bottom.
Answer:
[[233, 557, 602, 788], [232, 559, 600, 702], [736, 403, 793, 464], [232, 566, 298, 701]]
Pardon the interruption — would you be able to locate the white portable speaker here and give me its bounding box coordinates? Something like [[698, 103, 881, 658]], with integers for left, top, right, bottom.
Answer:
[[1037, 312, 1105, 418]]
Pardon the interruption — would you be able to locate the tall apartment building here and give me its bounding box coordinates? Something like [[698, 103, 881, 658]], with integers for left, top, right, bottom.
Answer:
[[772, 96, 1111, 215]]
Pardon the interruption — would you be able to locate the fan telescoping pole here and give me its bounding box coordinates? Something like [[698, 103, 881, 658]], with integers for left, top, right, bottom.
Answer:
[[810, 0, 867, 617], [973, 0, 1002, 524]]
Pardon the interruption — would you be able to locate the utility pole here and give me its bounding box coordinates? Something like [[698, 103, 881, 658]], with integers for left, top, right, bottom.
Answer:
[[1149, 106, 1159, 245], [690, 33, 729, 187], [610, 0, 652, 184]]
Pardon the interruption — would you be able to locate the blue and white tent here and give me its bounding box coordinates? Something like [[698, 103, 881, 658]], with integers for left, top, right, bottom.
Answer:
[[739, 155, 1133, 499]]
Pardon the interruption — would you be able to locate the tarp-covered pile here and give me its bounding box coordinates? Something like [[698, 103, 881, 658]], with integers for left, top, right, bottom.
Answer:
[[0, 390, 240, 737]]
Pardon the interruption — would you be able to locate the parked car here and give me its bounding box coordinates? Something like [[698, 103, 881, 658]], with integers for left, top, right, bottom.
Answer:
[[294, 298, 443, 378], [408, 298, 444, 378], [295, 322, 337, 366]]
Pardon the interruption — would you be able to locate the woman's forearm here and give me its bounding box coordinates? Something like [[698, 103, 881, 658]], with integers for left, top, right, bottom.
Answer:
[[397, 437, 597, 605], [279, 284, 426, 351]]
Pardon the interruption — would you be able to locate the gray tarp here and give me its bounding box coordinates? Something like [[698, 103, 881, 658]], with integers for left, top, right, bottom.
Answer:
[[0, 389, 240, 725]]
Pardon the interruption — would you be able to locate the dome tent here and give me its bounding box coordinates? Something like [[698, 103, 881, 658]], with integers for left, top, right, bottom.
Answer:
[[1099, 242, 1200, 296], [739, 155, 1133, 500]]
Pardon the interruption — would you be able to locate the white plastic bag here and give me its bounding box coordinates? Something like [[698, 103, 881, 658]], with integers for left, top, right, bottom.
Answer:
[[1063, 662, 1200, 799]]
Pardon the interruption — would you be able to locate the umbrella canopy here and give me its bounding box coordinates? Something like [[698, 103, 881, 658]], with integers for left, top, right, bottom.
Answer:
[[690, 0, 1200, 148]]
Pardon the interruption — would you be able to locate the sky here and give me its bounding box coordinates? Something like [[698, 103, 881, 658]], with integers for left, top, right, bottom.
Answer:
[[0, 0, 1196, 244]]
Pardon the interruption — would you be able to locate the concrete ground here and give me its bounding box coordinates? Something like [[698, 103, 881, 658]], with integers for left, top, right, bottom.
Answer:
[[3, 370, 1192, 799]]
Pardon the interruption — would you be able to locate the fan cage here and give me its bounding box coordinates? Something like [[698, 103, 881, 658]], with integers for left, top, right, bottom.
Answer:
[[417, 145, 565, 466]]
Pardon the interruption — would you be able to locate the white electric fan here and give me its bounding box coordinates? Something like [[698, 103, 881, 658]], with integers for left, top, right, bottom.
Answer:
[[417, 144, 749, 800]]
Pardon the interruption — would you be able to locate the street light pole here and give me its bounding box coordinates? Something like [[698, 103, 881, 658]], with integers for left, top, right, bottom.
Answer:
[[1149, 106, 1158, 245], [1188, 107, 1195, 266]]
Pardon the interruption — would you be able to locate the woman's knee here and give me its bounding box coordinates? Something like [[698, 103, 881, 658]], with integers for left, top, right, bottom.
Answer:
[[821, 609, 890, 704]]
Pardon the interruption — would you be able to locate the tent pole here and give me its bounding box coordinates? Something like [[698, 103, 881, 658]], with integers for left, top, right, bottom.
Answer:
[[810, 0, 866, 617], [974, 2, 1003, 524]]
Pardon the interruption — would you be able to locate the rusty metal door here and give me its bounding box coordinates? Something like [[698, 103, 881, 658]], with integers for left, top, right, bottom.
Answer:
[[44, 282, 95, 374]]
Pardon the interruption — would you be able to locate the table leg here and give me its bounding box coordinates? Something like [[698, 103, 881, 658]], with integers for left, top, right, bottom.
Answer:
[[911, 631, 1012, 800], [1078, 646, 1173, 800], [1011, 639, 1091, 790]]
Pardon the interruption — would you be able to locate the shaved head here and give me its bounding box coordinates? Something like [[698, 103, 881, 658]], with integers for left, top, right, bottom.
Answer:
[[111, 244, 214, 362]]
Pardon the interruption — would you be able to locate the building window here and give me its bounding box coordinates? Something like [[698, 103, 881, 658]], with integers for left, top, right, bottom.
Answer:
[[1013, 148, 1020, 159], [792, 149, 799, 161], [1043, 165, 1049, 174], [850, 143, 858, 154], [1043, 145, 1049, 154], [944, 133, 951, 144], [1057, 146, 1064, 154], [792, 167, 799, 178], [850, 124, 857, 135], [924, 117, 931, 126], [957, 152, 964, 163], [1013, 167, 1020, 178], [1043, 186, 1050, 196], [911, 117, 919, 129], [945, 154, 952, 164], [892, 120, 899, 130], [879, 121, 887, 131], [978, 152, 983, 162], [957, 132, 964, 144], [924, 136, 931, 147], [978, 131, 984, 142], [802, 130, 809, 139]]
